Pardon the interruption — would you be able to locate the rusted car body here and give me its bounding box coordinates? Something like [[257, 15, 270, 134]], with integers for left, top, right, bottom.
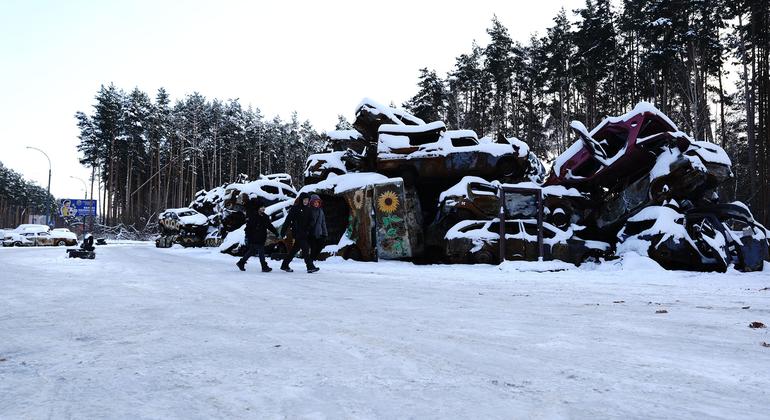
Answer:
[[4, 228, 78, 247], [538, 102, 767, 271], [376, 123, 538, 185], [304, 130, 370, 185], [156, 207, 209, 248], [443, 219, 610, 265], [617, 203, 769, 272]]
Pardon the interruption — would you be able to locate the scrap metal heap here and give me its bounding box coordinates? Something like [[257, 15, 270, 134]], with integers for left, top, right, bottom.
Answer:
[[158, 99, 768, 272]]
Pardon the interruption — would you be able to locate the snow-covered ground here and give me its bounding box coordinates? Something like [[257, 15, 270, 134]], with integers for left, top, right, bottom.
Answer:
[[1, 243, 768, 419]]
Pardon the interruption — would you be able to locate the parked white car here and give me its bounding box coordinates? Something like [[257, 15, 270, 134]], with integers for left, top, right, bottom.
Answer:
[[2, 225, 78, 247]]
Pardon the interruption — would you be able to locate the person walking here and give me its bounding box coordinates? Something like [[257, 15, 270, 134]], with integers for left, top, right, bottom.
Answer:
[[280, 192, 318, 273], [308, 194, 328, 263], [236, 197, 279, 272]]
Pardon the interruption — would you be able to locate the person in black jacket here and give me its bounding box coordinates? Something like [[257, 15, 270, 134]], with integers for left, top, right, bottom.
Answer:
[[280, 192, 318, 273], [236, 197, 279, 272], [308, 194, 328, 263]]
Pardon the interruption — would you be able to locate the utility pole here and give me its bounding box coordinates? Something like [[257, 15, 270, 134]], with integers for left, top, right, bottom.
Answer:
[[26, 146, 51, 226], [70, 176, 88, 236]]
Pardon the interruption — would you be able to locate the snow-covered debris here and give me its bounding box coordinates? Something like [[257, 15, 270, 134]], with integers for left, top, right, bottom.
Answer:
[[304, 151, 348, 178], [300, 172, 396, 195], [326, 129, 363, 141], [379, 121, 446, 134], [355, 98, 425, 126], [649, 147, 706, 182], [160, 208, 208, 226], [689, 141, 732, 166]]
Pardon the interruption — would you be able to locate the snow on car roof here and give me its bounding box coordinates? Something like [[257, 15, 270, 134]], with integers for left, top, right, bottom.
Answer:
[[439, 176, 499, 202], [226, 179, 298, 198], [301, 172, 400, 195], [304, 151, 347, 175], [379, 121, 446, 134], [689, 141, 732, 166], [590, 101, 679, 136], [355, 97, 425, 126], [326, 130, 363, 140]]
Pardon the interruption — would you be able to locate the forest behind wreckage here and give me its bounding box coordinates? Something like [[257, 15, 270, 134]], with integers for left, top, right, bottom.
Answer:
[[70, 0, 770, 230]]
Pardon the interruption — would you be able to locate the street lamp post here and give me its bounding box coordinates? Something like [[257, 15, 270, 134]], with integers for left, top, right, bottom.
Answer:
[[26, 146, 52, 226], [70, 176, 88, 236]]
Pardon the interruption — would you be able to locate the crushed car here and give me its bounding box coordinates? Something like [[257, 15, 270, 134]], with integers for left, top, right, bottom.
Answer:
[[156, 207, 209, 248], [219, 179, 297, 232], [2, 224, 78, 247], [443, 218, 610, 265]]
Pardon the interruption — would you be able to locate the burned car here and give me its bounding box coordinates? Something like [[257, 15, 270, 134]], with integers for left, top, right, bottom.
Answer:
[[618, 203, 769, 272], [424, 177, 590, 261], [376, 122, 540, 186], [156, 207, 209, 248], [2, 225, 78, 247], [443, 219, 610, 265], [545, 103, 732, 232], [259, 173, 294, 189], [304, 130, 371, 185], [219, 179, 297, 232]]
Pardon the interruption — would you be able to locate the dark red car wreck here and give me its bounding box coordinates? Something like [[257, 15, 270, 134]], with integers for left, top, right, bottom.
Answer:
[[543, 102, 768, 271]]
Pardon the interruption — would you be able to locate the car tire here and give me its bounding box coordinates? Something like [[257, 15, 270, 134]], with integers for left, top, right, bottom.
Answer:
[[13, 241, 22, 247], [496, 158, 517, 178], [56, 240, 66, 246], [471, 249, 496, 265]]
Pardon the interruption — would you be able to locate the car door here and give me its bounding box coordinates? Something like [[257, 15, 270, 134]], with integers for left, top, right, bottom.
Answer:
[[21, 232, 36, 246], [35, 231, 54, 246]]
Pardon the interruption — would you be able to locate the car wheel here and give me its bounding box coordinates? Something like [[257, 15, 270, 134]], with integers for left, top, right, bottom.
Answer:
[[13, 241, 22, 247], [496, 158, 517, 178], [471, 249, 496, 265], [56, 240, 66, 246]]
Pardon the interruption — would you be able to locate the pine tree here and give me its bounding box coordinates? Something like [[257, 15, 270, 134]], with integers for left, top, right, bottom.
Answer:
[[404, 68, 447, 123]]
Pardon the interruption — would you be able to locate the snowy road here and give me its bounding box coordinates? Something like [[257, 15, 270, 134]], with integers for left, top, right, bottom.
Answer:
[[1, 243, 768, 419]]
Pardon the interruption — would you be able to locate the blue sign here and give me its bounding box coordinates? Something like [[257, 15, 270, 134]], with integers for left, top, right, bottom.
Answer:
[[59, 199, 97, 217]]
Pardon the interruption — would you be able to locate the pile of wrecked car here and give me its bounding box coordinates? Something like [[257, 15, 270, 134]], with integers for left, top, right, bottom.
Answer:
[[157, 98, 768, 272]]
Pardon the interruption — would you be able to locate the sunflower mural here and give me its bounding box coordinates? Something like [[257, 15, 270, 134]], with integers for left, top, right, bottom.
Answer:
[[375, 187, 408, 257], [377, 191, 400, 213], [352, 189, 365, 210]]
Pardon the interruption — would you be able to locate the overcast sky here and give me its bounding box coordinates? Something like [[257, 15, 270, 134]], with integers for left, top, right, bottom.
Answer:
[[0, 0, 583, 199]]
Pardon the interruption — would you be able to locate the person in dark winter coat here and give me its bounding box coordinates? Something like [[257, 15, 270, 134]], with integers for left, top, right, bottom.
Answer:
[[236, 197, 279, 272], [308, 194, 328, 262], [280, 192, 318, 273]]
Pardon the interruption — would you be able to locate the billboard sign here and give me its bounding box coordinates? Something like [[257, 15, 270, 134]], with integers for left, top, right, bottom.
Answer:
[[59, 199, 97, 217]]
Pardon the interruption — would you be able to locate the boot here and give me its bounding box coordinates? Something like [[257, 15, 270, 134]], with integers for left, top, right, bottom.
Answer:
[[261, 261, 272, 272], [236, 261, 246, 271], [307, 266, 320, 273], [280, 265, 293, 273]]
